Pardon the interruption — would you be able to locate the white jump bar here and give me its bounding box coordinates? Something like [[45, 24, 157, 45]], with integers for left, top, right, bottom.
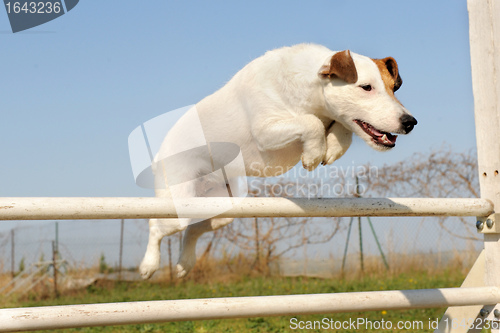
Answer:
[[0, 197, 492, 220], [0, 287, 498, 332]]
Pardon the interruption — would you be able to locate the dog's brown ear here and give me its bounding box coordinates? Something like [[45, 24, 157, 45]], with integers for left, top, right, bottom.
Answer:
[[378, 57, 403, 92], [318, 50, 358, 84]]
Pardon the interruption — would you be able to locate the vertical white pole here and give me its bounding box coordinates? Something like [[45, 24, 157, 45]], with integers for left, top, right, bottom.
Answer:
[[469, 0, 500, 331], [468, 0, 500, 286], [437, 2, 500, 332]]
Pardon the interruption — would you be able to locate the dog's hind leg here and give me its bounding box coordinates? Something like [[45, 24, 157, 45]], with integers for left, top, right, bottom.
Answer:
[[139, 216, 189, 279], [176, 217, 234, 278], [139, 174, 195, 280]]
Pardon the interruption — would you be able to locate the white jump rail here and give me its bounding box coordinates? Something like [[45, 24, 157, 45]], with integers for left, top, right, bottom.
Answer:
[[1, 287, 499, 332], [0, 197, 493, 220]]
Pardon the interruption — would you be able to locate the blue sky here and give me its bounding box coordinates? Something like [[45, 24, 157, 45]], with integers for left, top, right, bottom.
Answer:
[[0, 1, 479, 268], [0, 1, 475, 198]]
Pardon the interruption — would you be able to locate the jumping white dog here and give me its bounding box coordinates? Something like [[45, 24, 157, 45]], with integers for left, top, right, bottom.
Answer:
[[139, 43, 417, 279]]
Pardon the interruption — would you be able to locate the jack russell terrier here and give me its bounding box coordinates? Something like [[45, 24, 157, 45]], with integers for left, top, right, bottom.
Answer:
[[139, 43, 417, 279]]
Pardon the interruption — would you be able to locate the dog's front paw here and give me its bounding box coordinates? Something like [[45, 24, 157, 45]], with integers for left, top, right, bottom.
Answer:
[[301, 153, 322, 171], [139, 256, 160, 280], [301, 143, 325, 171], [322, 122, 353, 165], [323, 145, 346, 165]]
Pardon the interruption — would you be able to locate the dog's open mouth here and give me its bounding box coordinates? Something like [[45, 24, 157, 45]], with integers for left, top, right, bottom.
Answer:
[[354, 120, 398, 148]]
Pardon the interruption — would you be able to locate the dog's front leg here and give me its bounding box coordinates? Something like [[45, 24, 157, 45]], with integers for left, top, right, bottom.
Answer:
[[323, 121, 353, 165], [252, 114, 326, 171]]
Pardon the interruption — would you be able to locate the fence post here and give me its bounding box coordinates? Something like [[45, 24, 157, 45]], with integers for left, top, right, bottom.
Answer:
[[254, 217, 260, 270], [168, 238, 173, 282], [119, 219, 124, 280], [52, 241, 59, 298], [10, 229, 15, 278]]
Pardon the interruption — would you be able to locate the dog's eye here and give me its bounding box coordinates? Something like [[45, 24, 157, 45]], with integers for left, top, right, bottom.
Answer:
[[360, 84, 372, 92]]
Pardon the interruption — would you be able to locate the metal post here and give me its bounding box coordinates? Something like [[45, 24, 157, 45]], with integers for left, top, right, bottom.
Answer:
[[367, 216, 389, 270], [341, 217, 354, 272], [358, 216, 364, 272], [254, 217, 260, 269], [119, 219, 124, 280], [55, 222, 59, 253], [52, 241, 59, 298], [10, 228, 15, 278], [342, 176, 388, 273], [167, 238, 173, 282]]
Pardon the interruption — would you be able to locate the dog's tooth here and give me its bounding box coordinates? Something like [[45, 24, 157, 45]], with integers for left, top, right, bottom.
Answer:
[[382, 134, 388, 142]]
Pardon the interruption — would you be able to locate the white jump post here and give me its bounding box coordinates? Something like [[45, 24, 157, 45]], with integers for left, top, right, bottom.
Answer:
[[436, 1, 500, 332]]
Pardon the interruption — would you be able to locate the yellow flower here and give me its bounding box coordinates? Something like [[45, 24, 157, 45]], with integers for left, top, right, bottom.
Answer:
[[381, 310, 387, 315]]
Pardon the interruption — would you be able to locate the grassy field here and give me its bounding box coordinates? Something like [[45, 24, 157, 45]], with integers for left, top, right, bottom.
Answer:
[[3, 254, 489, 333]]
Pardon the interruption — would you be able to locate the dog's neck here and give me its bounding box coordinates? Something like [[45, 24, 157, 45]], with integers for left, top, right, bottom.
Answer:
[[315, 112, 337, 130], [326, 119, 336, 131]]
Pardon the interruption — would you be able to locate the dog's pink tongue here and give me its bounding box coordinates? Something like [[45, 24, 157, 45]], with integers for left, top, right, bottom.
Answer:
[[370, 127, 384, 136]]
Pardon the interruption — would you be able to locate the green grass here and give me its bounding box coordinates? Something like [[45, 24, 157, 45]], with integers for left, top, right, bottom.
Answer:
[[4, 266, 485, 333]]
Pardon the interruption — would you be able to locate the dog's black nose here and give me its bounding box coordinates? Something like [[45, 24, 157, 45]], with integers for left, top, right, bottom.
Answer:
[[400, 114, 417, 133]]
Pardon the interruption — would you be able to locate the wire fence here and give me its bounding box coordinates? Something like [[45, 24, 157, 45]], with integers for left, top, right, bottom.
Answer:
[[0, 216, 482, 279], [0, 147, 483, 279]]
